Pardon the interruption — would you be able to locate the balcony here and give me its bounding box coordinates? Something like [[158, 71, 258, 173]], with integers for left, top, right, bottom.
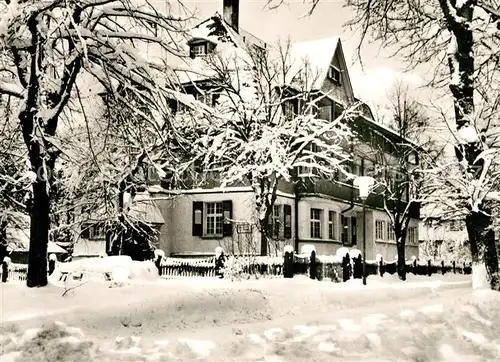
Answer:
[[296, 178, 420, 219]]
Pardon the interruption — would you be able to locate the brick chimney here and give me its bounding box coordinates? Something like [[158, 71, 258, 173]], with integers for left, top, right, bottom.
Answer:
[[223, 0, 239, 33]]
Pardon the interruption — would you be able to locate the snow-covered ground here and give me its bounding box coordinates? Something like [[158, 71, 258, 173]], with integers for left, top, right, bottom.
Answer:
[[1, 271, 498, 361]]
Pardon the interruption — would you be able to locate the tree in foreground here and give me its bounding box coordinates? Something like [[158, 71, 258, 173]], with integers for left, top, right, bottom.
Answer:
[[181, 36, 359, 255], [0, 0, 192, 287], [361, 82, 444, 280], [278, 0, 500, 289], [0, 95, 31, 261]]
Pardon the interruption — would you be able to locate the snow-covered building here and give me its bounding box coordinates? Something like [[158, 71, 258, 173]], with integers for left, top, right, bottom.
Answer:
[[418, 204, 469, 261], [150, 0, 420, 259]]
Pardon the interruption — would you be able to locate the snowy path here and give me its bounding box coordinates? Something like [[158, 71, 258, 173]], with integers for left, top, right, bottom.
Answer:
[[3, 274, 497, 361]]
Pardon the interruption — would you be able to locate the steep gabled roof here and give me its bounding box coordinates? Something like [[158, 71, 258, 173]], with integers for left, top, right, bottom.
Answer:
[[287, 37, 339, 90], [286, 37, 355, 101], [177, 13, 266, 85]]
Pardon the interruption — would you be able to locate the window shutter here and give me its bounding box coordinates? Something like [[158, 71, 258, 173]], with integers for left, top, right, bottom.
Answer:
[[222, 200, 233, 237], [81, 224, 90, 239], [266, 209, 273, 237], [284, 204, 292, 239], [192, 201, 203, 236]]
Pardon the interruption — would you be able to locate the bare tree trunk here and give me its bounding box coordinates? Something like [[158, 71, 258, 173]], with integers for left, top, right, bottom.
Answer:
[[259, 219, 268, 256], [439, 1, 499, 290], [395, 228, 406, 281], [0, 220, 7, 263], [26, 144, 50, 287], [466, 208, 500, 290]]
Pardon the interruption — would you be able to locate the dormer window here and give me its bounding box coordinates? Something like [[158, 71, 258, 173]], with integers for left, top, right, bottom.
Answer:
[[188, 39, 216, 58], [328, 66, 341, 84], [192, 44, 206, 57]]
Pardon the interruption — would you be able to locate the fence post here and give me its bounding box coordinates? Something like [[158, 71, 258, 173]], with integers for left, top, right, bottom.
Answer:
[[48, 254, 57, 276], [378, 257, 385, 277], [214, 247, 225, 279], [353, 255, 362, 279], [283, 245, 294, 278], [427, 260, 432, 277], [2, 257, 10, 283], [342, 253, 351, 282], [310, 250, 317, 280]]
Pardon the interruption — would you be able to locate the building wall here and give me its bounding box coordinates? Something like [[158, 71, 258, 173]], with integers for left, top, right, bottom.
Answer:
[[73, 239, 106, 257], [320, 46, 352, 105], [370, 210, 419, 261], [297, 196, 348, 255], [419, 220, 468, 244], [153, 188, 295, 256]]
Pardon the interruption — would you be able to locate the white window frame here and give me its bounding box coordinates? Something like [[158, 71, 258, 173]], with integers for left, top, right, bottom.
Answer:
[[408, 226, 417, 245], [328, 210, 337, 240], [191, 44, 206, 57], [271, 204, 283, 239], [204, 202, 223, 237], [328, 66, 341, 84], [386, 223, 395, 243], [310, 208, 322, 239], [375, 220, 386, 240]]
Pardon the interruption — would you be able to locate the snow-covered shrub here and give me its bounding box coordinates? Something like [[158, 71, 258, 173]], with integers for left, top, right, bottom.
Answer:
[[109, 267, 132, 288], [16, 322, 95, 362], [221, 256, 246, 281]]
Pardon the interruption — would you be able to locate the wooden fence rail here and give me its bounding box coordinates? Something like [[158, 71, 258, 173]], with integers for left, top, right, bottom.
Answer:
[[1, 254, 472, 283]]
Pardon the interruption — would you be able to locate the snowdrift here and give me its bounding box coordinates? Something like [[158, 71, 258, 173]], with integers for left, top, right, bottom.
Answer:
[[48, 256, 159, 286]]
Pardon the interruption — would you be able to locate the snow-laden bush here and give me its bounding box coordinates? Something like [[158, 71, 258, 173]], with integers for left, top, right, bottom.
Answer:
[[12, 321, 95, 362], [49, 256, 159, 287], [221, 256, 246, 281]]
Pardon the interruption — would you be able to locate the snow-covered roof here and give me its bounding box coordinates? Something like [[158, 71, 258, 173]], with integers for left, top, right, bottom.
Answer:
[[6, 228, 68, 253], [176, 13, 265, 85], [287, 37, 340, 91]]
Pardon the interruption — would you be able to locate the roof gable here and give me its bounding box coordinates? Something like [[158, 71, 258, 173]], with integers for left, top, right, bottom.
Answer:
[[287, 38, 355, 104], [178, 13, 265, 85]]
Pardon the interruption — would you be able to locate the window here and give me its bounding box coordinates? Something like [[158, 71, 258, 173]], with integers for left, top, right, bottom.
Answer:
[[352, 156, 362, 177], [375, 220, 386, 240], [310, 208, 322, 239], [386, 223, 395, 242], [190, 43, 206, 57], [408, 227, 417, 245], [333, 103, 343, 120], [341, 215, 349, 244], [328, 211, 337, 240], [328, 66, 341, 84], [318, 105, 332, 122], [192, 201, 233, 238], [283, 101, 296, 120], [272, 204, 292, 239], [194, 91, 219, 107], [271, 205, 283, 239], [81, 223, 105, 239], [205, 202, 223, 236]]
